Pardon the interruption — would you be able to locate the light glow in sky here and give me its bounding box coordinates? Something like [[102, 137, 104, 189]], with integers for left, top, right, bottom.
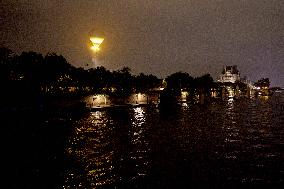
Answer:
[[1, 0, 283, 86]]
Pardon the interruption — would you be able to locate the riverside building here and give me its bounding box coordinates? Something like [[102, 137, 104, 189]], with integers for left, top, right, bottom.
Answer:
[[218, 65, 240, 83]]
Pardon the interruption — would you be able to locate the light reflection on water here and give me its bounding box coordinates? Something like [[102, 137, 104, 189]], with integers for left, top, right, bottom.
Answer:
[[64, 96, 283, 188], [129, 107, 150, 178], [65, 111, 116, 188]]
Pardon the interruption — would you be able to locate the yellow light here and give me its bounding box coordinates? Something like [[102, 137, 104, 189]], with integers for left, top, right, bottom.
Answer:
[[91, 45, 100, 51], [181, 91, 188, 101], [90, 37, 104, 52], [90, 37, 104, 44]]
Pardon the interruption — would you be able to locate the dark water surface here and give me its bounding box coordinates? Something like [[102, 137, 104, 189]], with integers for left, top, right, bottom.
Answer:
[[4, 95, 284, 188]]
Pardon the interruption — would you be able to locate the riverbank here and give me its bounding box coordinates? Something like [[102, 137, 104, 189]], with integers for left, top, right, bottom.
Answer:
[[0, 93, 87, 113]]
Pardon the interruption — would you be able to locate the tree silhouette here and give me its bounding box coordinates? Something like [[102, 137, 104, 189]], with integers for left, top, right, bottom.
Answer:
[[194, 74, 214, 97], [135, 73, 160, 93], [88, 66, 111, 93], [71, 67, 88, 93], [111, 67, 134, 97], [42, 53, 74, 94], [0, 47, 228, 103], [254, 78, 270, 88], [18, 51, 44, 84], [165, 72, 194, 95], [0, 47, 15, 82]]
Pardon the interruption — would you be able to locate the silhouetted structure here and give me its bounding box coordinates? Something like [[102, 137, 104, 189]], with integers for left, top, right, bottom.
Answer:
[[218, 65, 240, 83]]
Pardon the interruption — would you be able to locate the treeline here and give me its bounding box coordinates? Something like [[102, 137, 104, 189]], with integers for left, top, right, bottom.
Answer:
[[0, 47, 215, 99], [0, 47, 160, 97]]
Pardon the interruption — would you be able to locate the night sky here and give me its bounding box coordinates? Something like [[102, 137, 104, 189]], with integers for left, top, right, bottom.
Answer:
[[1, 0, 283, 87]]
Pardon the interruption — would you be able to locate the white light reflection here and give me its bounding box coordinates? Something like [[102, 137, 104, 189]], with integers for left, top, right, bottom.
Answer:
[[228, 98, 234, 102], [130, 107, 150, 179], [64, 110, 116, 188], [227, 98, 234, 111], [223, 97, 241, 160], [182, 102, 188, 108], [86, 94, 109, 108], [92, 111, 102, 120], [181, 91, 188, 101]]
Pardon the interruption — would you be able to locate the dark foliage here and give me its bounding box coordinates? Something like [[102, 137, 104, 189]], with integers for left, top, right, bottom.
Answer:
[[0, 47, 163, 99], [0, 47, 253, 103], [254, 78, 270, 88]]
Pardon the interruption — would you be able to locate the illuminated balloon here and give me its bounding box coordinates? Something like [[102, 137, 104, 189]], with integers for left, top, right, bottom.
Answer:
[[90, 37, 104, 51]]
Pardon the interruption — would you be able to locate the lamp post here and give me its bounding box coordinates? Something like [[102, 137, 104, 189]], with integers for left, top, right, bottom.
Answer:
[[90, 37, 104, 68]]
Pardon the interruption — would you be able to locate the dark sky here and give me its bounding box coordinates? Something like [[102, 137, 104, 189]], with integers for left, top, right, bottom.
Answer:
[[1, 0, 283, 86]]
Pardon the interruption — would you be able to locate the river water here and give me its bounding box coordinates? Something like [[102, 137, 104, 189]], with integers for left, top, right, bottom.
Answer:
[[5, 94, 284, 188]]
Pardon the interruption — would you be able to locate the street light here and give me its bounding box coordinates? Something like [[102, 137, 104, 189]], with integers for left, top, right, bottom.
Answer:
[[90, 36, 104, 68]]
